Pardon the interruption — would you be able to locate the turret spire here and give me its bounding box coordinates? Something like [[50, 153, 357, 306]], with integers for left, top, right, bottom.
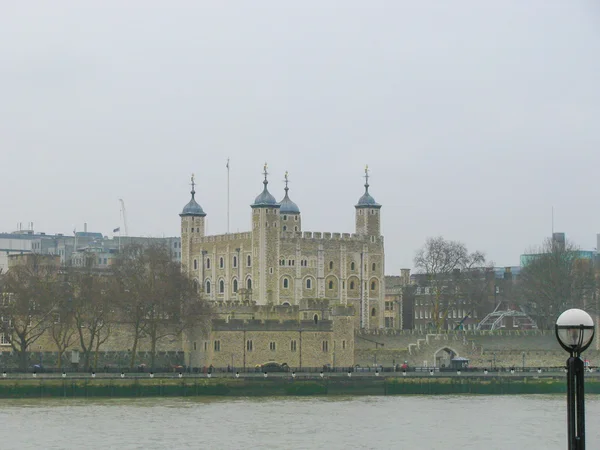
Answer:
[[190, 173, 196, 198], [284, 171, 289, 194], [364, 165, 370, 193], [251, 163, 279, 208], [279, 170, 300, 214], [355, 164, 381, 208]]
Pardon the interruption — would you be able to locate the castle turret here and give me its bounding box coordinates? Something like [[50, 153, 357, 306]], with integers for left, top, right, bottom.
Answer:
[[180, 174, 206, 273], [279, 171, 301, 233], [251, 164, 281, 304], [355, 165, 381, 236]]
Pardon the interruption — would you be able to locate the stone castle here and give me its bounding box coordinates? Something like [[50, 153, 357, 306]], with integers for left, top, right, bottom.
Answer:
[[181, 164, 385, 369], [180, 164, 385, 330]]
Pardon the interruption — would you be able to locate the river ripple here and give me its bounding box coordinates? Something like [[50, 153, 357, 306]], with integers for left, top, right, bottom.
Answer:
[[1, 395, 599, 449]]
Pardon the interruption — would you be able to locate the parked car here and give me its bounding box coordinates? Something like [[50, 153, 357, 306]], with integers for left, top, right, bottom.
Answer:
[[259, 362, 289, 372]]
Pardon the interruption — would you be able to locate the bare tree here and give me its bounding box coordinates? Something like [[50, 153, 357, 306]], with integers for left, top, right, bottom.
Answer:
[[414, 236, 490, 331], [0, 255, 62, 371], [113, 244, 210, 369], [49, 295, 77, 370], [518, 238, 596, 330], [69, 259, 116, 371]]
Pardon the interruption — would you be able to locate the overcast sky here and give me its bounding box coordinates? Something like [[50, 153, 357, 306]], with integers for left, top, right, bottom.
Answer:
[[1, 1, 599, 272]]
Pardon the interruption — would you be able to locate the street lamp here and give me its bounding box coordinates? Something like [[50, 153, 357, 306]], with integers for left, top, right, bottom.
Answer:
[[555, 308, 595, 450]]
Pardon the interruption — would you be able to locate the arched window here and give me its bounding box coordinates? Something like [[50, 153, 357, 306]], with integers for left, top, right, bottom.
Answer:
[[233, 279, 238, 292], [206, 258, 211, 269], [371, 281, 376, 291], [371, 307, 376, 317], [283, 278, 289, 289], [247, 255, 251, 267], [313, 314, 319, 324], [372, 263, 376, 271], [294, 226, 298, 231], [247, 278, 252, 290], [351, 262, 355, 271], [193, 279, 199, 292], [283, 215, 287, 221], [328, 280, 334, 290], [219, 280, 224, 293], [283, 225, 287, 231], [350, 281, 355, 290], [306, 278, 312, 289], [219, 257, 224, 268], [233, 256, 237, 268], [329, 261, 333, 270], [193, 259, 198, 270], [205, 281, 211, 294]]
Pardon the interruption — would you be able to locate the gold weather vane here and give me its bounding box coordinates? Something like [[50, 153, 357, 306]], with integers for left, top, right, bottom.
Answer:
[[191, 173, 196, 191], [284, 171, 289, 189], [364, 165, 370, 185], [263, 163, 268, 180]]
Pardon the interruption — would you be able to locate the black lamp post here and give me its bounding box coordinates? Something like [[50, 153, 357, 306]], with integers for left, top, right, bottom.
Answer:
[[555, 308, 595, 450]]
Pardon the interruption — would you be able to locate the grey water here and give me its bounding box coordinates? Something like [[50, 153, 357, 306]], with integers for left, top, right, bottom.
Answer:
[[1, 395, 599, 449]]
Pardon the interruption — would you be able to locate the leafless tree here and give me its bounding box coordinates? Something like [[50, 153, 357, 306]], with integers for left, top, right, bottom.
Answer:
[[0, 255, 62, 371], [518, 238, 596, 330], [414, 236, 490, 331], [49, 295, 77, 370], [69, 258, 116, 370], [113, 244, 211, 369]]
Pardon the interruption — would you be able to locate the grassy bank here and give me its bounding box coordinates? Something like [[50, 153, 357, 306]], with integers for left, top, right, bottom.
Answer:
[[1, 376, 599, 398]]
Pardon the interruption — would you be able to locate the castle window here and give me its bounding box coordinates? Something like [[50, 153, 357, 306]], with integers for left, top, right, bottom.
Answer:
[[194, 342, 197, 351], [328, 280, 334, 290], [306, 279, 312, 289], [283, 215, 287, 221], [295, 216, 298, 221], [204, 342, 208, 351], [371, 307, 376, 317], [247, 278, 252, 290], [269, 342, 276, 351], [219, 280, 224, 293], [283, 278, 289, 289], [206, 258, 211, 269], [372, 263, 376, 271], [233, 279, 238, 293], [219, 257, 224, 268], [214, 340, 221, 352], [313, 314, 318, 324], [269, 268, 273, 274], [292, 260, 295, 266], [371, 281, 376, 291], [193, 279, 199, 292], [191, 228, 194, 233], [294, 226, 298, 231], [342, 340, 346, 350], [193, 259, 198, 270], [291, 340, 297, 352], [351, 262, 355, 271], [233, 256, 237, 268], [247, 255, 251, 267], [205, 281, 211, 294], [329, 261, 333, 270], [322, 341, 328, 352], [283, 225, 287, 231], [246, 340, 253, 352], [288, 260, 292, 266], [350, 281, 355, 290]]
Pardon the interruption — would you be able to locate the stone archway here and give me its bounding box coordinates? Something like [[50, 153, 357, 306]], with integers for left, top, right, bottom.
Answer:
[[433, 347, 459, 368]]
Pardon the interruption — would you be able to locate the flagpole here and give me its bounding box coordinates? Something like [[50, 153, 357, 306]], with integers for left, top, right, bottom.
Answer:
[[227, 158, 230, 234]]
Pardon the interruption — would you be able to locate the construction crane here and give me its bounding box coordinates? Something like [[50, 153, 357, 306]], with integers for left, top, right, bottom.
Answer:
[[119, 199, 129, 236]]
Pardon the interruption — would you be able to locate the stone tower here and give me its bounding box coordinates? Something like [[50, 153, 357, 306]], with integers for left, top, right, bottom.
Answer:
[[279, 171, 301, 233], [355, 165, 381, 237], [180, 174, 206, 273], [354, 166, 383, 329], [251, 164, 281, 305]]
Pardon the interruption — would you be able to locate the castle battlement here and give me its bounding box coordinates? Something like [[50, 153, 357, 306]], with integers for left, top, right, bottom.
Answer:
[[196, 232, 252, 243], [211, 318, 334, 332], [280, 231, 368, 241]]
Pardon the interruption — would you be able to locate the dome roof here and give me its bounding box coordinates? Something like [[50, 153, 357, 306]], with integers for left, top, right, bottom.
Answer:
[[180, 175, 206, 217], [252, 180, 279, 208], [180, 196, 206, 217], [279, 190, 300, 214], [355, 190, 381, 208], [355, 166, 381, 208]]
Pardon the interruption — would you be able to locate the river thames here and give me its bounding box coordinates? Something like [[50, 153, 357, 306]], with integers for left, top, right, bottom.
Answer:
[[2, 395, 599, 449]]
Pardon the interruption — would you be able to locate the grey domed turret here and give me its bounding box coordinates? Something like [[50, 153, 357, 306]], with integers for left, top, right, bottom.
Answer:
[[180, 174, 206, 217], [251, 163, 279, 208], [355, 165, 381, 209], [279, 171, 300, 214]]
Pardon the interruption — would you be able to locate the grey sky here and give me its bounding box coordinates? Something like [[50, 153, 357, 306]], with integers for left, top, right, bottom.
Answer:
[[2, 1, 599, 272]]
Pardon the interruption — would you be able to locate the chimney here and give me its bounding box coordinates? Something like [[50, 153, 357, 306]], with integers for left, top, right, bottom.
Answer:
[[84, 223, 88, 233], [400, 268, 411, 285]]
